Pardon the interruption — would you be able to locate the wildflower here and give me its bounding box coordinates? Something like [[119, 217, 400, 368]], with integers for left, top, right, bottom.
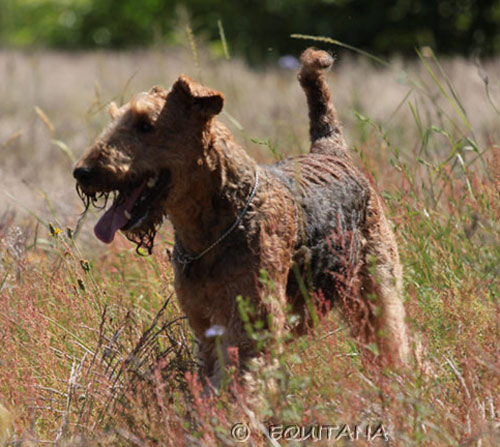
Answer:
[[205, 325, 225, 338], [49, 223, 62, 237]]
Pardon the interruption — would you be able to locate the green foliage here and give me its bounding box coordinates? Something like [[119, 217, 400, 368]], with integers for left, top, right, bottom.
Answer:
[[2, 0, 500, 61]]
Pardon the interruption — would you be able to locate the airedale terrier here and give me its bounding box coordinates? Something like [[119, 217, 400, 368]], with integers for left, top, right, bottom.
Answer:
[[74, 48, 410, 385]]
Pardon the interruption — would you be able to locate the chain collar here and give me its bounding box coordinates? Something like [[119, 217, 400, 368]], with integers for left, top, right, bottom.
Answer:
[[173, 170, 260, 267]]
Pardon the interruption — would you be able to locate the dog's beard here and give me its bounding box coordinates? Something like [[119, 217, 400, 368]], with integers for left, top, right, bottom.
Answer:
[[76, 170, 170, 254], [76, 185, 113, 213], [124, 226, 159, 255]]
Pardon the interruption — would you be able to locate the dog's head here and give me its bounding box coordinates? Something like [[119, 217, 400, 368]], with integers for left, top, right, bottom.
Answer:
[[73, 75, 224, 253]]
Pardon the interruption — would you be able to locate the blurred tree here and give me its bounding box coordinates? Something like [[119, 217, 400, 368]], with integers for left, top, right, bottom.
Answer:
[[1, 0, 499, 61]]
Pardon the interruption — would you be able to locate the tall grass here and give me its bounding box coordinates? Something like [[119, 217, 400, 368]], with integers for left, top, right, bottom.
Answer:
[[0, 45, 499, 446]]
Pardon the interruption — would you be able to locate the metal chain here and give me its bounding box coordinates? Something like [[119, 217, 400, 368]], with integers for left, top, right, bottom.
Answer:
[[174, 170, 260, 266]]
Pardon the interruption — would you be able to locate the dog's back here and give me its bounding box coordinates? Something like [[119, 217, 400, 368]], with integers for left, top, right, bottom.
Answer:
[[266, 153, 369, 317]]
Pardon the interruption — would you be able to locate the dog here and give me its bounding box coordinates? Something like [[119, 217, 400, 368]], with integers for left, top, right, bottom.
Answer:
[[74, 48, 410, 386]]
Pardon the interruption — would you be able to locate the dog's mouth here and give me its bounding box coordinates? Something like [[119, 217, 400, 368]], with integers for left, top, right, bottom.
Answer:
[[83, 170, 171, 245]]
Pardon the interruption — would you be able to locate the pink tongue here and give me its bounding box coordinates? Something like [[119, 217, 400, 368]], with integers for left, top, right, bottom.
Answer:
[[94, 183, 146, 243]]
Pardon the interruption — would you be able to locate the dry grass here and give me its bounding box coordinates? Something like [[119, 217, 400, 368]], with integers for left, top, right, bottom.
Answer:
[[0, 47, 499, 446]]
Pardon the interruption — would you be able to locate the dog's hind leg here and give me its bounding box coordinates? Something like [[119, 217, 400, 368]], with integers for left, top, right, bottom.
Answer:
[[360, 198, 410, 366]]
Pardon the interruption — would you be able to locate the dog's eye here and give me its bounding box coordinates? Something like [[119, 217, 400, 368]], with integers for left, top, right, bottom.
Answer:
[[137, 119, 154, 133]]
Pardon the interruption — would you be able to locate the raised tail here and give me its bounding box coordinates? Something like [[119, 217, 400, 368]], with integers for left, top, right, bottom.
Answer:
[[298, 48, 346, 153]]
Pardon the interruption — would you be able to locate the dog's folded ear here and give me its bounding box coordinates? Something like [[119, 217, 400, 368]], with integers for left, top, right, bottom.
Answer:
[[172, 74, 224, 117]]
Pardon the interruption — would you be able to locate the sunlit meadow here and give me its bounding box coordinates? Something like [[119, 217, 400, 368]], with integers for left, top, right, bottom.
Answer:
[[0, 44, 499, 446]]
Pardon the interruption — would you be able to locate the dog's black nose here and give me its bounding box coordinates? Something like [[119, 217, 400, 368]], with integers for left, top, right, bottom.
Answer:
[[73, 166, 95, 185]]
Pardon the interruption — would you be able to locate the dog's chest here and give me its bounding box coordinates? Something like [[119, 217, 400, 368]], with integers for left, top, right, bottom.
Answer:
[[172, 250, 260, 334]]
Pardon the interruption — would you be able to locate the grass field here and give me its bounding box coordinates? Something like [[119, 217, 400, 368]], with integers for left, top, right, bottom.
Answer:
[[1, 46, 499, 446]]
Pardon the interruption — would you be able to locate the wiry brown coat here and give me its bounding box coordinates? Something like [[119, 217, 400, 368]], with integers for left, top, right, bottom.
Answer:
[[74, 48, 410, 386]]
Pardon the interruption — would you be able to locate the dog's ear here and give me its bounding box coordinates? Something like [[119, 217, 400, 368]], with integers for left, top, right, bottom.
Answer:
[[172, 74, 224, 117]]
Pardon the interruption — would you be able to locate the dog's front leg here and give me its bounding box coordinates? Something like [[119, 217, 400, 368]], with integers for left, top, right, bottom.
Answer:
[[200, 321, 256, 389], [200, 282, 290, 389]]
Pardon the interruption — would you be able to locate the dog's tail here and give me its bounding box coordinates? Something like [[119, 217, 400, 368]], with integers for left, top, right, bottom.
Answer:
[[298, 48, 346, 152]]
